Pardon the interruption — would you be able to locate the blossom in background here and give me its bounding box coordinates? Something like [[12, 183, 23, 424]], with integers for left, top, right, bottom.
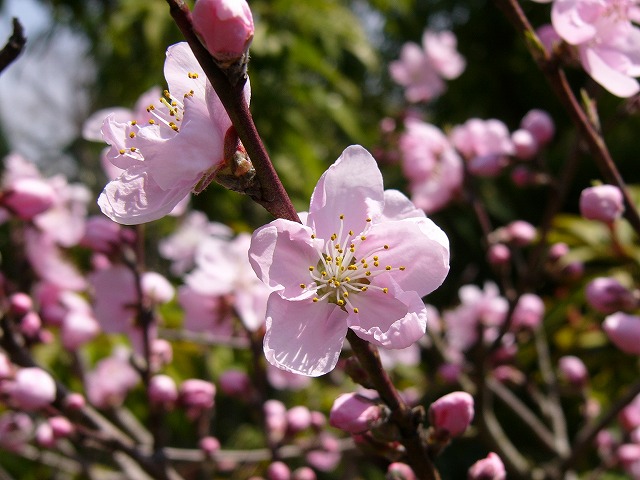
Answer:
[[184, 233, 271, 332], [98, 42, 250, 224], [544, 0, 640, 97], [249, 145, 450, 376], [398, 118, 463, 213], [389, 30, 465, 103]]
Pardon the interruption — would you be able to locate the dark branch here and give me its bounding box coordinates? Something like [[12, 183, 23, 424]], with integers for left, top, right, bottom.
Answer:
[[0, 18, 26, 75]]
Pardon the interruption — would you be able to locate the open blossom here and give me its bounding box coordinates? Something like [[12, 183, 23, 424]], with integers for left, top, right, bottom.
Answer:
[[249, 145, 450, 376], [549, 0, 640, 97], [450, 118, 515, 176], [398, 118, 463, 213], [389, 30, 465, 103], [98, 42, 250, 224]]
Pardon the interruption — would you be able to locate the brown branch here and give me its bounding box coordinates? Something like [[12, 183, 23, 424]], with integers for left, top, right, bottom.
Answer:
[[0, 18, 26, 75], [164, 0, 299, 223]]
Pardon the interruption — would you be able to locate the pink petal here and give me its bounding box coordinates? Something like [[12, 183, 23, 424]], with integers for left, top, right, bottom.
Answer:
[[249, 219, 319, 300], [580, 45, 640, 97], [308, 145, 385, 240], [551, 0, 599, 45], [347, 280, 427, 349], [381, 189, 426, 221], [263, 294, 348, 377], [164, 43, 208, 104], [98, 165, 193, 225], [356, 217, 450, 297]]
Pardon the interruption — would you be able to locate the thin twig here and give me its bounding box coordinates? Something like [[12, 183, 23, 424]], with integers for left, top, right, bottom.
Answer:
[[0, 18, 26, 75]]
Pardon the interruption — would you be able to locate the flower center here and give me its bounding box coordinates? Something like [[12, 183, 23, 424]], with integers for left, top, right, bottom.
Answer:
[[300, 214, 405, 314]]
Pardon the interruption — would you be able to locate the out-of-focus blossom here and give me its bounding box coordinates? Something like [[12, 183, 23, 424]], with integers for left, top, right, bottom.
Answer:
[[219, 369, 252, 397], [305, 433, 341, 472], [264, 399, 287, 444], [85, 349, 139, 409], [292, 467, 316, 480], [450, 118, 514, 177], [249, 145, 450, 376], [5, 367, 56, 411], [0, 178, 56, 220], [180, 379, 216, 419], [389, 29, 465, 102], [467, 452, 507, 480], [266, 364, 312, 391], [387, 462, 416, 480], [558, 355, 589, 388], [192, 0, 254, 64], [511, 293, 545, 330], [398, 118, 463, 213], [428, 391, 474, 439], [148, 374, 178, 408], [487, 244, 511, 266], [585, 277, 637, 313], [0, 412, 34, 452], [266, 461, 291, 480], [579, 184, 625, 224], [178, 285, 234, 335], [329, 393, 384, 434], [604, 312, 640, 354], [520, 109, 555, 145], [98, 42, 251, 224], [287, 406, 312, 433], [186, 233, 271, 332], [511, 128, 539, 160], [550, 0, 640, 97], [158, 211, 233, 275], [199, 436, 221, 455]]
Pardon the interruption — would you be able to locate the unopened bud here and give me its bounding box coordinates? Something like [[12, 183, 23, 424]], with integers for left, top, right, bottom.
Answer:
[[387, 462, 416, 480], [579, 185, 624, 224], [467, 452, 506, 480], [603, 312, 640, 355], [1, 178, 56, 220], [558, 355, 588, 388], [149, 374, 179, 407], [7, 367, 56, 411], [429, 391, 474, 439], [585, 277, 637, 314], [520, 109, 554, 145], [266, 461, 291, 480], [329, 393, 383, 434]]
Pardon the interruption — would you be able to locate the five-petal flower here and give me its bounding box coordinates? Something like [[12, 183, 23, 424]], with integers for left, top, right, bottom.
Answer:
[[249, 145, 450, 376]]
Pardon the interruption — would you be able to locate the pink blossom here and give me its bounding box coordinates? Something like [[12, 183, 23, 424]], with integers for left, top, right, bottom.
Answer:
[[551, 0, 640, 97], [287, 406, 313, 433], [468, 452, 506, 480], [511, 293, 545, 330], [179, 379, 216, 416], [186, 233, 271, 332], [85, 349, 139, 408], [0, 177, 56, 220], [219, 369, 252, 397], [249, 145, 450, 376], [0, 412, 33, 452], [429, 391, 474, 438], [148, 374, 178, 407], [558, 355, 589, 387], [6, 367, 57, 411], [389, 30, 465, 102], [98, 42, 251, 224], [603, 312, 640, 354], [398, 118, 463, 213], [585, 276, 637, 313], [520, 109, 555, 145], [579, 184, 625, 223], [387, 462, 416, 480], [266, 461, 291, 480], [329, 393, 383, 434], [192, 0, 254, 63], [178, 285, 234, 335]]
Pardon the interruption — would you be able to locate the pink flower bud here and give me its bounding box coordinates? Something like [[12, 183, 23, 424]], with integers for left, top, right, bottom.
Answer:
[[179, 379, 215, 411], [19, 311, 42, 338], [504, 220, 537, 246], [310, 411, 326, 429], [266, 461, 291, 480], [429, 391, 474, 438], [1, 178, 56, 220], [0, 352, 13, 379], [35, 422, 55, 448], [468, 452, 506, 480], [0, 412, 33, 451], [618, 444, 640, 471], [287, 405, 312, 433], [64, 392, 86, 410], [329, 393, 383, 434], [548, 242, 569, 261], [199, 435, 221, 455], [603, 312, 640, 355], [49, 416, 74, 438], [150, 339, 173, 372], [80, 216, 122, 253], [61, 311, 100, 350], [579, 185, 624, 224], [8, 292, 33, 316], [520, 109, 554, 145], [8, 367, 56, 410], [620, 398, 640, 431], [387, 462, 416, 480], [265, 399, 287, 443], [510, 166, 536, 187], [292, 467, 316, 480], [141, 272, 174, 304], [305, 433, 341, 472], [219, 369, 251, 397], [558, 355, 588, 388], [192, 0, 254, 63], [511, 129, 538, 160], [585, 277, 637, 314], [487, 244, 510, 266], [149, 374, 178, 407], [511, 293, 545, 330]]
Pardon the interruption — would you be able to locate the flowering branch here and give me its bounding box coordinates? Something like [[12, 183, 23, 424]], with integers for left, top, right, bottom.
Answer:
[[164, 0, 300, 223], [492, 0, 640, 237]]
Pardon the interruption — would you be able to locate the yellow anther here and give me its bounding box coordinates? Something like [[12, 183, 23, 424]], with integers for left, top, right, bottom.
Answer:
[[363, 263, 368, 268], [171, 101, 177, 107], [321, 271, 327, 276], [344, 277, 351, 282], [148, 119, 155, 124], [384, 245, 389, 249], [163, 90, 171, 98], [129, 132, 136, 138], [337, 299, 345, 306], [339, 214, 344, 219], [365, 271, 371, 276], [360, 259, 366, 264], [400, 266, 406, 271], [360, 236, 366, 241], [300, 284, 306, 288], [366, 218, 372, 222], [383, 288, 389, 294], [118, 149, 125, 155], [313, 298, 319, 303], [385, 266, 391, 271], [147, 104, 155, 111], [360, 286, 368, 291], [309, 266, 314, 271], [343, 291, 349, 297], [373, 256, 379, 261], [374, 261, 379, 267], [131, 120, 137, 125], [311, 234, 316, 239], [353, 308, 359, 313], [349, 230, 354, 235], [130, 147, 137, 152], [326, 256, 332, 262], [331, 234, 337, 241], [188, 72, 199, 79], [348, 265, 357, 270]]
